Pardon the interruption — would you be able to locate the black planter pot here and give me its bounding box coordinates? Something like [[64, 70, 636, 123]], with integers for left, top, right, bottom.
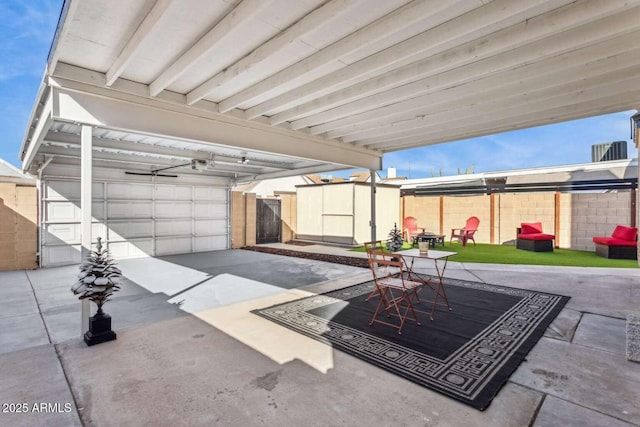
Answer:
[[84, 311, 117, 346]]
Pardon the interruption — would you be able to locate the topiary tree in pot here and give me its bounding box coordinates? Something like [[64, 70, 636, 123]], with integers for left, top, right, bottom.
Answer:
[[71, 237, 122, 346], [386, 222, 404, 252]]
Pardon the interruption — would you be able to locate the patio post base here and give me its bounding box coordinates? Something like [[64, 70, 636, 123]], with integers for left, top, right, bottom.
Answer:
[[84, 312, 117, 346]]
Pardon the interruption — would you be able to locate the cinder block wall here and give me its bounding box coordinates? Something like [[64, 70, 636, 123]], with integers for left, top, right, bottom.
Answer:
[[402, 195, 440, 234], [0, 183, 37, 270], [443, 195, 491, 244], [276, 191, 297, 242], [230, 191, 256, 248], [497, 193, 556, 244], [403, 190, 635, 251], [560, 192, 633, 250]]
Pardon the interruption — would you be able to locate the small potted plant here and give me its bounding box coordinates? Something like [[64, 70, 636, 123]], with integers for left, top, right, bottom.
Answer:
[[71, 237, 122, 346], [386, 222, 404, 252]]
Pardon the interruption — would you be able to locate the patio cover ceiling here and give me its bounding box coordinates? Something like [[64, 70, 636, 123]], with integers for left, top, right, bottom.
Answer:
[[20, 0, 640, 181]]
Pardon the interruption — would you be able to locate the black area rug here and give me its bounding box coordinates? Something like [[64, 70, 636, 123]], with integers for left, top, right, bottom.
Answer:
[[252, 278, 569, 410]]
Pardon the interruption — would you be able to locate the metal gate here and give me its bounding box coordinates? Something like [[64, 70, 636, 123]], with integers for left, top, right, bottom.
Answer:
[[256, 198, 281, 244]]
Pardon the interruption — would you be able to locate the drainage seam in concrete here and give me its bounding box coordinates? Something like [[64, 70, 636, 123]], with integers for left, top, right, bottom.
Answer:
[[25, 270, 86, 427], [54, 344, 86, 427], [24, 270, 53, 345], [527, 392, 546, 427]]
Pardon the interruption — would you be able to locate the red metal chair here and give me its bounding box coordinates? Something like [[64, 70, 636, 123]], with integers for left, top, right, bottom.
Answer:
[[363, 240, 386, 301], [450, 216, 480, 246], [367, 252, 423, 334], [403, 216, 425, 243]]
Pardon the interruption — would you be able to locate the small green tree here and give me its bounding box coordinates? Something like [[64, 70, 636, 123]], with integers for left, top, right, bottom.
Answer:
[[386, 222, 404, 252], [71, 237, 122, 314]]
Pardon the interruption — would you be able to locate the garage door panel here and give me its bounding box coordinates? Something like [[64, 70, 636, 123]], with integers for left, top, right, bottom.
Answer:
[[194, 202, 226, 218], [194, 187, 227, 201], [194, 235, 226, 251], [156, 219, 192, 237], [155, 185, 192, 200], [108, 239, 153, 259], [108, 220, 153, 240], [46, 180, 103, 200], [107, 183, 153, 200], [44, 223, 106, 245], [194, 219, 226, 235], [107, 201, 153, 219], [156, 201, 191, 218], [43, 244, 81, 266], [45, 202, 105, 221], [155, 236, 191, 255]]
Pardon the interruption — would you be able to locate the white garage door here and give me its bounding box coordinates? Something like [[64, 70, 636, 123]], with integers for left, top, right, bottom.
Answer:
[[41, 179, 228, 266]]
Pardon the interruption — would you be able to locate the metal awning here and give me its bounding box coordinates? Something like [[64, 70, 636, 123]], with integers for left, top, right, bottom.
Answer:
[[20, 0, 640, 180]]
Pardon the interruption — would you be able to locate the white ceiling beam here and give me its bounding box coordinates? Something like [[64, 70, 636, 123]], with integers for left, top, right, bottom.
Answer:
[[106, 0, 173, 86], [364, 87, 640, 151], [149, 0, 268, 97], [43, 130, 291, 172], [186, 0, 366, 106], [254, 0, 576, 122], [252, 163, 350, 181], [368, 96, 640, 153], [51, 87, 381, 170], [217, 0, 471, 113], [321, 32, 640, 139], [304, 13, 640, 136], [359, 74, 640, 146], [38, 144, 265, 176], [344, 54, 640, 143], [282, 0, 636, 128]]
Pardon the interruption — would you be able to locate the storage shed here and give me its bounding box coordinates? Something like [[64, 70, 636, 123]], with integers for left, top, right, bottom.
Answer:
[[296, 182, 400, 246]]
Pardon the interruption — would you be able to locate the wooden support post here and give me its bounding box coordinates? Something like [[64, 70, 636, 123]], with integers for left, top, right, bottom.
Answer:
[[554, 191, 560, 248], [490, 193, 495, 244], [439, 195, 444, 235]]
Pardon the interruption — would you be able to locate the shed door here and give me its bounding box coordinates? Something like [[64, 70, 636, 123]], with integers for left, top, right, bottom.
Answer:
[[256, 198, 281, 244]]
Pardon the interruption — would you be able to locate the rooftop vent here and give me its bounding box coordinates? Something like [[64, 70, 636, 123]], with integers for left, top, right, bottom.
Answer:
[[591, 141, 627, 162]]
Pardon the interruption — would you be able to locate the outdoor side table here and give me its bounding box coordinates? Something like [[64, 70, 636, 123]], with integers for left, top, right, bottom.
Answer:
[[393, 248, 457, 321]]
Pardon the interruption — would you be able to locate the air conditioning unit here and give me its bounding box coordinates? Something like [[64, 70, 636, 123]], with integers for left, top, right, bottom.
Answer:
[[591, 141, 627, 162]]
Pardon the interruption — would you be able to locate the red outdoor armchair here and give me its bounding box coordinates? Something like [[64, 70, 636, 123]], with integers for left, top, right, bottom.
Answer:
[[403, 216, 425, 243], [450, 216, 480, 246]]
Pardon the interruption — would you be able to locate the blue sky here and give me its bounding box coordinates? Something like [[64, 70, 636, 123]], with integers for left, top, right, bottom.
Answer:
[[0, 0, 636, 178]]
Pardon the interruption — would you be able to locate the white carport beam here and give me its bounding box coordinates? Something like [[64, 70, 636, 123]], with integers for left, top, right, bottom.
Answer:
[[251, 163, 349, 181], [22, 91, 53, 172], [248, 0, 566, 121], [217, 0, 462, 113], [186, 0, 364, 105], [43, 131, 292, 172], [80, 124, 92, 336], [106, 0, 173, 86], [149, 0, 267, 97], [53, 88, 382, 170]]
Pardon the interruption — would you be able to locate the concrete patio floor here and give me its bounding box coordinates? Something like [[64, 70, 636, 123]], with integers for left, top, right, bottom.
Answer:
[[1, 246, 639, 426]]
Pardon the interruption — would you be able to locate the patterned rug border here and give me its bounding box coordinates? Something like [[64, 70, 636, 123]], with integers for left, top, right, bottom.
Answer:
[[252, 277, 569, 410]]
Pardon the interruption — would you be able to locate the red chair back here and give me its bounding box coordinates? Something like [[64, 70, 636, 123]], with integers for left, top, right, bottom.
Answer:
[[403, 216, 419, 234], [466, 216, 480, 231]]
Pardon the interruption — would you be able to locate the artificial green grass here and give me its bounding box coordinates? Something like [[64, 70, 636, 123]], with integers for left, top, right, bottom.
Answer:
[[350, 242, 638, 268]]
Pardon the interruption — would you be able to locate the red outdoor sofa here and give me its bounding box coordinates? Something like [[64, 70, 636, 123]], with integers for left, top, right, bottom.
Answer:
[[516, 222, 555, 252], [592, 225, 637, 259]]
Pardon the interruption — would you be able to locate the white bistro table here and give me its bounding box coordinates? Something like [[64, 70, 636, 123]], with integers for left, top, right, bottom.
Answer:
[[393, 248, 457, 320]]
